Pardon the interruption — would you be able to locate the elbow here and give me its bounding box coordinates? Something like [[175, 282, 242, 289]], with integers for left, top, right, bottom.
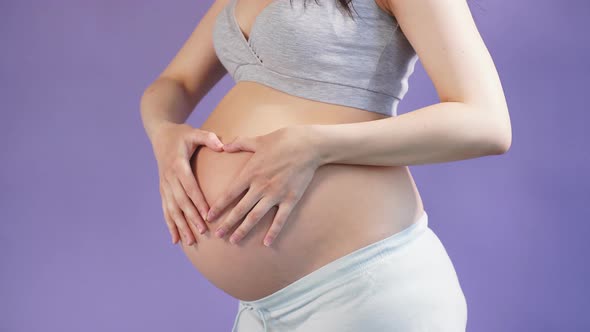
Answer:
[[139, 81, 159, 110], [484, 116, 512, 155], [492, 110, 512, 155], [469, 104, 512, 155], [491, 133, 511, 155]]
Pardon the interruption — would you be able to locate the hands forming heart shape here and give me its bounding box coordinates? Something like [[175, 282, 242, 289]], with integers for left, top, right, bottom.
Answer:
[[207, 125, 322, 247], [154, 123, 322, 247]]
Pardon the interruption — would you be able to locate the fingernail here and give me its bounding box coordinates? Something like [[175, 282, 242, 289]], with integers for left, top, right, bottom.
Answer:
[[215, 227, 226, 238], [207, 210, 216, 221], [263, 237, 272, 247], [197, 225, 205, 233], [229, 235, 238, 244]]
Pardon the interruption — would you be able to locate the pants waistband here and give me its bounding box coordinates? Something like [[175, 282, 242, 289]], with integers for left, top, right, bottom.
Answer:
[[238, 210, 429, 312]]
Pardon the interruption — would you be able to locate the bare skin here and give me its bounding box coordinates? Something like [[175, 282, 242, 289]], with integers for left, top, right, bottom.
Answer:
[[186, 81, 423, 300], [140, 0, 510, 301]]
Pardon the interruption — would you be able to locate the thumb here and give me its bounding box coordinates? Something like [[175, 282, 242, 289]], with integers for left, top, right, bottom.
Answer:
[[195, 130, 224, 151], [223, 135, 257, 153]]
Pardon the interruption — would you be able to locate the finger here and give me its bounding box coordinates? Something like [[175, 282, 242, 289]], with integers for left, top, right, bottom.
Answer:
[[161, 195, 180, 244], [163, 182, 185, 245], [170, 175, 205, 235], [175, 160, 209, 233], [183, 206, 202, 245], [222, 135, 257, 153], [207, 175, 251, 223], [229, 196, 276, 245], [263, 202, 296, 247], [194, 130, 224, 151], [214, 186, 263, 239], [163, 178, 196, 246]]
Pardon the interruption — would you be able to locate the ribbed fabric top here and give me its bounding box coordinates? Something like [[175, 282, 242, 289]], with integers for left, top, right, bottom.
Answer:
[[212, 0, 419, 117]]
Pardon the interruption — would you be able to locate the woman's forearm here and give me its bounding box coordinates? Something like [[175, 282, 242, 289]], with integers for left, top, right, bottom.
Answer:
[[307, 101, 512, 167], [139, 77, 197, 142]]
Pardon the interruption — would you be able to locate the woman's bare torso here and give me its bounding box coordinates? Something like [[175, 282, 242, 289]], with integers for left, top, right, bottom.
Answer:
[[181, 81, 424, 301]]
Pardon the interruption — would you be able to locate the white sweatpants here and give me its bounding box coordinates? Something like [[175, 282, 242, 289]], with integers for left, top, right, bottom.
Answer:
[[231, 210, 468, 332]]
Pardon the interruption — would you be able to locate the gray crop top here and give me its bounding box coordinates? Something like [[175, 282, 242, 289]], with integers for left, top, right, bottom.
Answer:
[[212, 0, 419, 117]]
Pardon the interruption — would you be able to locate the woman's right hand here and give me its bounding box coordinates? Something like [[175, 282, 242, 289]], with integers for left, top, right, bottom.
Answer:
[[151, 122, 225, 246]]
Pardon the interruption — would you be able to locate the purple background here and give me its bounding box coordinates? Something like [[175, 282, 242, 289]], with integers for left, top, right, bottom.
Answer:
[[1, 0, 588, 331]]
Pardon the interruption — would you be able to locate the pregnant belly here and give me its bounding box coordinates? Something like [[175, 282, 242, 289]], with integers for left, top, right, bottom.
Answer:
[[181, 82, 424, 301]]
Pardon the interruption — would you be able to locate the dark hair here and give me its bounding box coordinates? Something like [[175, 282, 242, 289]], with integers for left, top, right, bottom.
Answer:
[[333, 0, 356, 17], [290, 0, 357, 19]]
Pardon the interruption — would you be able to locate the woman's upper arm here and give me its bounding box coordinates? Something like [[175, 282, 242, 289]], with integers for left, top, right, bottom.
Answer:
[[384, 0, 510, 114], [158, 0, 231, 103]]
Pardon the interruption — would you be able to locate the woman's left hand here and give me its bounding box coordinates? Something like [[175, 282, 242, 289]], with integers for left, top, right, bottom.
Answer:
[[205, 125, 322, 247]]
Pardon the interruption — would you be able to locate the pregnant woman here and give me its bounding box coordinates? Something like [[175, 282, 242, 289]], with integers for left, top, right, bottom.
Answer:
[[140, 0, 511, 330]]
